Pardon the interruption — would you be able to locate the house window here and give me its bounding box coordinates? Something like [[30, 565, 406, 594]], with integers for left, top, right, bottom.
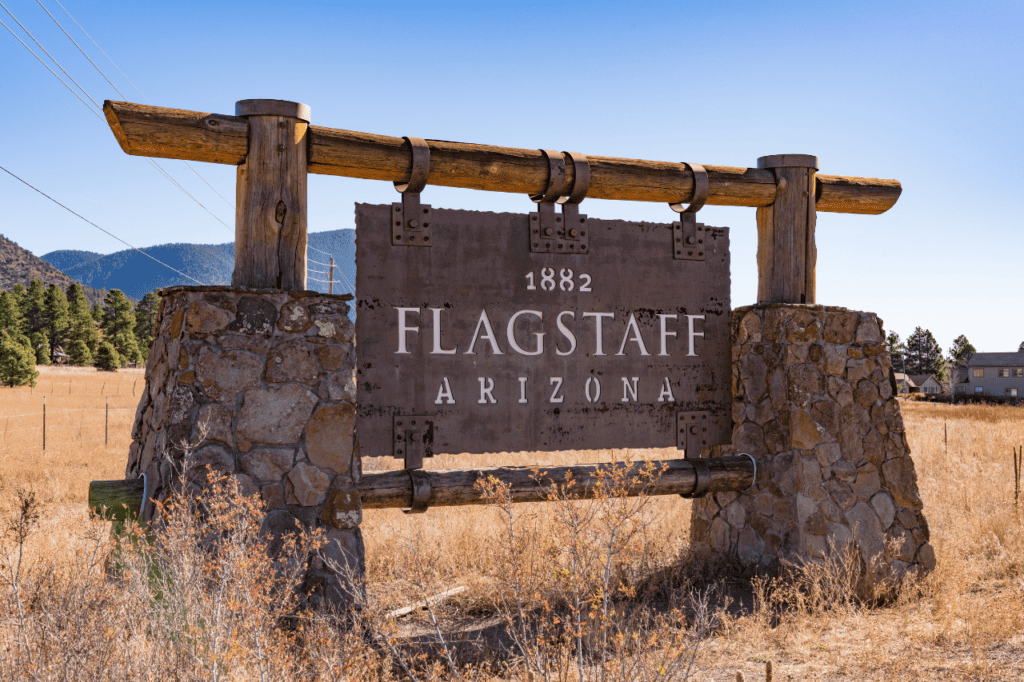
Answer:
[[974, 369, 984, 378], [1017, 369, 1023, 377], [1007, 388, 1018, 397], [975, 387, 983, 393], [1000, 369, 1011, 377]]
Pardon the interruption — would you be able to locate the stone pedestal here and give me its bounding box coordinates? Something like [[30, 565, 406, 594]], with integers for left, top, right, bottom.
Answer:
[[126, 286, 362, 609], [690, 304, 935, 594]]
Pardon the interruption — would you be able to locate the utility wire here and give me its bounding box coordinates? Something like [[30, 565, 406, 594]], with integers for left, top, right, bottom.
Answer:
[[2, 1, 232, 230], [0, 164, 205, 285], [37, 0, 234, 211]]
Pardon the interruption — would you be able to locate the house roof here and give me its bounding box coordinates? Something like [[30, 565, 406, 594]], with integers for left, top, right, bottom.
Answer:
[[967, 350, 1024, 367], [893, 373, 915, 386], [909, 374, 938, 386]]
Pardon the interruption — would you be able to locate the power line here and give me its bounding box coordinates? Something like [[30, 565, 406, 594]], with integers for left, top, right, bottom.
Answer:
[[0, 164, 206, 286], [1, 1, 232, 231], [38, 0, 234, 211]]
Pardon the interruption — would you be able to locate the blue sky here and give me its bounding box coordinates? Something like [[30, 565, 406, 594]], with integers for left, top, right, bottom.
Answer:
[[1, 0, 1020, 352]]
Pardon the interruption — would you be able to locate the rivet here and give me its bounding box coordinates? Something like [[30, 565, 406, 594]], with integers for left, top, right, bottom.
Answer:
[[531, 215, 538, 221], [277, 145, 285, 152], [570, 229, 578, 237], [423, 222, 429, 227], [424, 236, 430, 241], [395, 221, 402, 227], [423, 208, 429, 214], [396, 207, 403, 212], [397, 448, 403, 455], [409, 219, 419, 228], [396, 235, 403, 240], [686, 236, 695, 244], [533, 243, 539, 247], [544, 228, 553, 236], [558, 243, 563, 249], [556, 217, 562, 222], [398, 421, 403, 426], [580, 231, 586, 236], [533, 229, 539, 235]]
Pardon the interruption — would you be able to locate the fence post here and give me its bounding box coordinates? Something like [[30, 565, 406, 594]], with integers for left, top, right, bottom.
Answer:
[[756, 154, 819, 304], [232, 99, 311, 290], [106, 397, 109, 446], [42, 396, 46, 450], [329, 257, 335, 295]]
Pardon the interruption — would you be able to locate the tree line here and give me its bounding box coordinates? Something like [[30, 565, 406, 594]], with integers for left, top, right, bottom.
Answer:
[[0, 279, 159, 386], [885, 327, 976, 378]]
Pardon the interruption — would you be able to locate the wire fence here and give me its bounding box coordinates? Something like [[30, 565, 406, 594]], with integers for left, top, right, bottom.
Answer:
[[1, 396, 137, 450]]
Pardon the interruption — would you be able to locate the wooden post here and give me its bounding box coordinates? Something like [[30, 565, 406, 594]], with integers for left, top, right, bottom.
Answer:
[[42, 396, 46, 451], [329, 257, 334, 295], [105, 396, 109, 446], [232, 99, 310, 290], [756, 154, 819, 304]]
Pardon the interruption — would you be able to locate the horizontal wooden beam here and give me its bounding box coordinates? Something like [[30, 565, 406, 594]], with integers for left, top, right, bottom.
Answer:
[[104, 101, 901, 215], [357, 456, 755, 509]]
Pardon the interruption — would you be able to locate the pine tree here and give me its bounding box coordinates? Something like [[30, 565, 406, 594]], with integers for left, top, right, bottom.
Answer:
[[905, 327, 943, 376], [134, 291, 160, 362], [43, 284, 70, 354], [0, 330, 38, 387], [0, 291, 22, 333], [91, 303, 103, 324], [66, 283, 99, 354], [20, 279, 47, 337], [885, 332, 906, 372], [94, 341, 119, 372], [68, 339, 92, 366], [948, 335, 976, 367], [30, 331, 50, 365], [101, 290, 139, 363]]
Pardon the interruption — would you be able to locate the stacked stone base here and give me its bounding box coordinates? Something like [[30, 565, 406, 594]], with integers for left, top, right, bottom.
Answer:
[[127, 286, 363, 609], [690, 305, 935, 596]]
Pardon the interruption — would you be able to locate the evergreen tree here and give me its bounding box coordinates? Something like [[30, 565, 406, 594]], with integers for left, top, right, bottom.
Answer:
[[948, 335, 977, 367], [91, 303, 103, 324], [885, 332, 906, 372], [0, 291, 22, 333], [20, 279, 46, 337], [66, 283, 99, 354], [134, 291, 160, 362], [905, 327, 943, 376], [43, 284, 70, 354], [68, 339, 92, 366], [94, 341, 119, 372], [101, 290, 139, 363], [29, 331, 50, 365], [0, 330, 38, 387]]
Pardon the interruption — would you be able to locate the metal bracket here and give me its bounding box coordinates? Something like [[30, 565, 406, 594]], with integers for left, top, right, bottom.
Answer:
[[392, 136, 432, 247], [676, 410, 711, 458], [669, 162, 708, 261], [529, 150, 590, 254], [403, 469, 432, 514], [680, 458, 711, 499], [393, 414, 434, 468]]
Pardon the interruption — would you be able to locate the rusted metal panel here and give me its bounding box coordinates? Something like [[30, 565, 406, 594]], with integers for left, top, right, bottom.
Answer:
[[355, 204, 731, 459]]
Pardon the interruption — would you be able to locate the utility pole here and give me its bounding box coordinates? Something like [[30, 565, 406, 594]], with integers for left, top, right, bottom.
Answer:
[[329, 257, 335, 295]]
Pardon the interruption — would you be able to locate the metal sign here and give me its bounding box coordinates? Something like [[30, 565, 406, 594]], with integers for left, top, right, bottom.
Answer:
[[355, 204, 731, 460]]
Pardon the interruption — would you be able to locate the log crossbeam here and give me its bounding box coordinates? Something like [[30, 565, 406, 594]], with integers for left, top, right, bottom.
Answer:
[[103, 101, 901, 216]]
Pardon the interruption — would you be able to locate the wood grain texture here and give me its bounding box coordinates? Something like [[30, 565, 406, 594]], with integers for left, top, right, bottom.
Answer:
[[757, 167, 816, 304], [233, 115, 308, 289], [103, 101, 902, 215], [357, 456, 755, 509]]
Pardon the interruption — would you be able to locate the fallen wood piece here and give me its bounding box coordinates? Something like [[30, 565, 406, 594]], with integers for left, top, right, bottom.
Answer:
[[386, 586, 468, 619], [357, 455, 756, 509]]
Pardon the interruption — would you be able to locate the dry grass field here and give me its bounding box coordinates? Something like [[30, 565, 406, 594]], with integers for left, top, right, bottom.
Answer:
[[2, 367, 1023, 680]]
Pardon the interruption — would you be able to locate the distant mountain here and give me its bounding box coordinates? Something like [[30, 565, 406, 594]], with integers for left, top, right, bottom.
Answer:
[[41, 229, 356, 301], [0, 234, 109, 306]]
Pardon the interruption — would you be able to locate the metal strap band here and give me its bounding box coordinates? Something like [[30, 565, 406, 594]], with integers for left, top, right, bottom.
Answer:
[[682, 458, 711, 499], [529, 149, 569, 203], [740, 453, 757, 490], [394, 137, 430, 194], [669, 162, 709, 214], [403, 469, 432, 514], [558, 152, 591, 206]]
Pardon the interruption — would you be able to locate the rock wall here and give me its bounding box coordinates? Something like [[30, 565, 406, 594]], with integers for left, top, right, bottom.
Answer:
[[127, 286, 362, 609], [690, 304, 935, 594]]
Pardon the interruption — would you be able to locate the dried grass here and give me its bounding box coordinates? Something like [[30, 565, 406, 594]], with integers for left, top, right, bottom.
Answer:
[[2, 370, 1024, 680]]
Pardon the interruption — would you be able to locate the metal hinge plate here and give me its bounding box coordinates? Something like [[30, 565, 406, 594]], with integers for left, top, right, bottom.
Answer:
[[391, 201, 433, 247], [676, 410, 711, 458], [529, 206, 589, 254], [672, 217, 705, 261], [393, 414, 434, 468]]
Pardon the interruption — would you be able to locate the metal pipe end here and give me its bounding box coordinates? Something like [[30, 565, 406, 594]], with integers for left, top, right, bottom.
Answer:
[[235, 99, 311, 122], [738, 453, 757, 490]]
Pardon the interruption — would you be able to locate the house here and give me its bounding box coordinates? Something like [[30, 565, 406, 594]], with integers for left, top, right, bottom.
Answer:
[[956, 341, 1024, 398], [894, 373, 943, 395]]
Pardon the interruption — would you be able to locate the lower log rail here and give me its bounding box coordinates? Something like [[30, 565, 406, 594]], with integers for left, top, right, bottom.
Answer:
[[87, 456, 756, 519], [358, 455, 756, 510]]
